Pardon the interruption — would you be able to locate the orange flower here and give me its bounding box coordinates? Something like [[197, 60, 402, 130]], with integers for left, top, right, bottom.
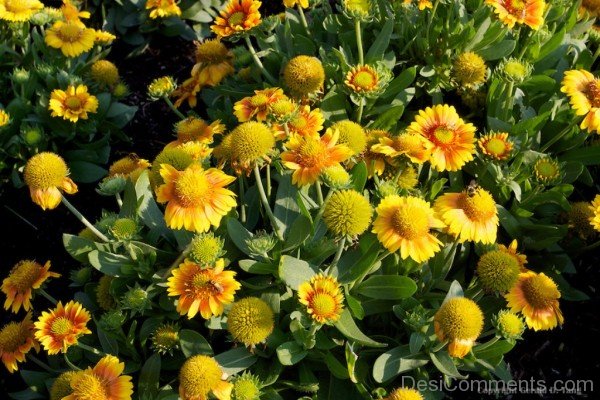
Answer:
[[486, 0, 545, 30], [64, 355, 134, 400], [281, 129, 353, 186], [561, 69, 600, 133], [2, 260, 59, 313], [156, 164, 236, 232], [371, 132, 432, 165], [170, 117, 226, 146], [146, 0, 181, 19], [34, 301, 92, 354], [233, 88, 286, 122], [345, 65, 380, 93], [298, 274, 344, 324], [192, 39, 235, 87], [172, 73, 203, 108], [167, 259, 241, 319], [478, 132, 514, 160], [362, 129, 391, 176], [0, 313, 39, 373], [211, 0, 262, 38], [288, 105, 324, 137]]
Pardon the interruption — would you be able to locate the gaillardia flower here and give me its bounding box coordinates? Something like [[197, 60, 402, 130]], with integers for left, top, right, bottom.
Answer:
[[493, 310, 525, 340], [498, 239, 528, 270], [227, 297, 274, 346], [45, 20, 96, 57], [24, 152, 78, 210], [533, 157, 560, 183], [345, 65, 380, 94], [478, 132, 514, 160], [506, 271, 563, 331], [407, 104, 476, 171], [434, 297, 484, 358], [90, 60, 119, 86], [372, 195, 444, 263], [179, 355, 232, 400], [371, 132, 432, 164], [320, 164, 351, 188], [146, 0, 181, 19], [402, 0, 432, 11], [384, 387, 424, 400], [229, 121, 275, 172], [0, 313, 39, 373], [283, 55, 325, 98], [281, 129, 352, 186], [323, 190, 373, 237], [108, 154, 151, 182], [174, 117, 225, 144], [34, 300, 92, 354], [453, 52, 487, 87], [486, 0, 545, 30], [561, 69, 600, 133], [167, 259, 240, 319], [50, 371, 78, 400], [331, 120, 367, 155], [172, 73, 202, 108], [148, 76, 177, 99], [0, 0, 43, 22], [234, 88, 286, 122], [0, 109, 9, 127], [193, 38, 235, 87], [151, 322, 180, 355], [434, 187, 498, 244], [298, 274, 344, 324], [231, 372, 262, 400], [190, 232, 225, 265], [2, 260, 59, 313], [64, 355, 134, 400], [476, 249, 520, 293], [589, 194, 600, 232], [286, 105, 324, 137], [211, 0, 262, 38], [156, 164, 236, 232], [49, 84, 98, 122], [568, 201, 596, 239]]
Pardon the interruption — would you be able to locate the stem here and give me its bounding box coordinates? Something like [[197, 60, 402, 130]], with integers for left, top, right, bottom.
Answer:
[[163, 97, 186, 119], [254, 165, 284, 241], [540, 120, 576, 152], [77, 342, 108, 356], [38, 288, 57, 304], [426, 0, 440, 47], [297, 6, 310, 36], [315, 181, 324, 206], [356, 98, 364, 123], [266, 164, 272, 197], [61, 197, 110, 242], [355, 19, 364, 65], [162, 243, 192, 279], [28, 354, 57, 373], [313, 189, 334, 227], [350, 250, 389, 289], [244, 36, 277, 85], [64, 353, 81, 371], [238, 176, 246, 224], [331, 237, 346, 267], [503, 81, 515, 121]]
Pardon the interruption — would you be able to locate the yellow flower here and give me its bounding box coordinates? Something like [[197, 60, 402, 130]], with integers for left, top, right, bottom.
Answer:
[[320, 164, 351, 188], [149, 146, 194, 187], [0, 313, 39, 373], [589, 194, 600, 232], [384, 388, 424, 400], [323, 190, 373, 237], [2, 260, 59, 313], [506, 271, 563, 331], [373, 195, 444, 263], [234, 87, 287, 122], [361, 129, 390, 176], [343, 0, 371, 17], [60, 0, 90, 22], [0, 0, 43, 22], [148, 76, 177, 99], [281, 129, 352, 186], [229, 121, 275, 172], [476, 249, 520, 293], [227, 297, 274, 346], [172, 117, 225, 145], [24, 152, 78, 210], [94, 29, 117, 44], [64, 355, 133, 400], [167, 259, 241, 319], [494, 310, 525, 340], [231, 373, 262, 400], [396, 164, 419, 189], [568, 201, 596, 239], [146, 0, 181, 18], [407, 104, 476, 171], [0, 109, 10, 127], [331, 120, 367, 156], [151, 322, 180, 355], [434, 297, 484, 358], [49, 84, 98, 122], [179, 355, 233, 400], [50, 371, 78, 400], [172, 72, 203, 108], [286, 105, 324, 138], [284, 0, 308, 8], [34, 300, 92, 354], [434, 187, 498, 244], [486, 0, 545, 30], [283, 55, 325, 98], [403, 0, 432, 10], [90, 60, 120, 86], [345, 65, 380, 93], [298, 274, 344, 324], [108, 154, 151, 182], [498, 239, 528, 270], [45, 20, 96, 57], [156, 164, 236, 232], [211, 0, 262, 38], [371, 132, 432, 164], [478, 132, 514, 160], [561, 69, 600, 133], [192, 38, 235, 87], [533, 157, 560, 183], [453, 52, 487, 87], [189, 232, 225, 265]]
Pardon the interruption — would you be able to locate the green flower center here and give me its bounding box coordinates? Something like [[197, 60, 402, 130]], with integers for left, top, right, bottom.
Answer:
[[228, 11, 246, 27], [51, 317, 73, 336]]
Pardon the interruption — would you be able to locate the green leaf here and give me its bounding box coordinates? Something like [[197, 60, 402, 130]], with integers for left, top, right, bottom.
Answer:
[[355, 276, 417, 300], [324, 352, 350, 379], [559, 145, 600, 165], [320, 85, 348, 121], [68, 161, 107, 183], [350, 162, 368, 192], [278, 255, 319, 290], [335, 240, 381, 284], [215, 347, 257, 375], [334, 309, 387, 348], [238, 259, 276, 275], [274, 174, 302, 237], [135, 172, 169, 234], [283, 214, 311, 252], [430, 351, 467, 378], [179, 329, 213, 357], [227, 217, 253, 255], [473, 339, 514, 365], [88, 250, 135, 277], [276, 341, 308, 365], [478, 40, 516, 60], [63, 234, 96, 262], [138, 354, 161, 400], [369, 105, 405, 131], [381, 67, 416, 100], [372, 345, 429, 383], [365, 18, 394, 63]]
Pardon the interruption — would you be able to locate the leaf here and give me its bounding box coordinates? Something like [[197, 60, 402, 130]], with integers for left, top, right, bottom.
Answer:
[[68, 161, 107, 183], [473, 339, 514, 365], [179, 329, 213, 357], [227, 217, 253, 255], [135, 172, 169, 233], [372, 345, 429, 383], [442, 280, 464, 304], [365, 18, 394, 63], [278, 255, 319, 290], [355, 276, 417, 300], [138, 354, 161, 400], [559, 145, 600, 165], [238, 259, 277, 275], [334, 309, 387, 348], [63, 234, 96, 262], [350, 162, 368, 192], [88, 250, 135, 277], [324, 352, 350, 379], [282, 214, 311, 252], [320, 85, 348, 121], [214, 347, 257, 375], [276, 341, 308, 366], [335, 240, 381, 284], [478, 40, 516, 60], [274, 174, 302, 237], [430, 351, 467, 379], [381, 67, 417, 100]]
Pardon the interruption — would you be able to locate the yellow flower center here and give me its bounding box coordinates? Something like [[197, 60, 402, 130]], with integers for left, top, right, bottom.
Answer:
[[485, 138, 507, 155], [179, 355, 223, 398], [504, 61, 527, 79], [585, 80, 600, 108], [196, 40, 229, 64], [174, 169, 211, 206], [292, 115, 308, 129], [0, 322, 26, 352], [250, 94, 269, 107], [522, 274, 560, 309], [459, 189, 496, 222], [271, 99, 295, 116], [311, 292, 337, 317], [51, 317, 73, 336], [353, 70, 376, 90], [153, 326, 179, 351], [507, 0, 526, 13], [228, 11, 246, 26], [497, 312, 524, 337], [65, 96, 82, 110], [435, 297, 484, 340], [70, 373, 109, 400], [535, 159, 559, 180], [297, 138, 326, 167], [6, 261, 41, 292], [392, 206, 429, 239], [24, 152, 69, 189], [227, 297, 274, 345], [433, 127, 455, 144], [58, 22, 84, 43]]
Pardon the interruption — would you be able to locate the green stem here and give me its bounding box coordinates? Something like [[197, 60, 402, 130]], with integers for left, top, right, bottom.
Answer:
[[162, 243, 192, 279], [503, 81, 515, 121], [38, 288, 57, 305], [355, 19, 364, 65], [238, 176, 246, 224], [297, 6, 310, 36], [356, 97, 364, 123], [315, 181, 324, 206], [350, 250, 389, 289], [426, 0, 440, 47], [244, 36, 277, 85], [77, 342, 108, 357], [540, 120, 576, 152], [28, 354, 57, 373], [64, 353, 81, 371], [163, 97, 186, 119], [61, 197, 110, 242], [254, 165, 284, 241], [266, 164, 272, 197], [331, 237, 346, 267], [313, 188, 334, 227]]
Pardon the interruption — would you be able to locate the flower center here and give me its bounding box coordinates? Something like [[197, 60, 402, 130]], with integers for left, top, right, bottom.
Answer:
[[392, 206, 429, 239], [297, 139, 326, 168], [432, 127, 455, 144], [0, 323, 26, 352], [51, 317, 73, 336], [459, 190, 497, 222], [180, 356, 223, 398], [65, 96, 82, 110], [353, 71, 376, 89], [311, 293, 337, 317], [504, 61, 527, 79], [228, 11, 246, 27], [585, 81, 600, 108], [291, 115, 308, 129], [58, 22, 84, 43], [6, 261, 40, 291], [485, 138, 507, 155], [71, 373, 109, 400], [535, 160, 559, 179], [250, 94, 269, 107], [506, 0, 526, 14], [174, 169, 211, 206], [522, 274, 559, 309], [271, 100, 295, 116], [196, 41, 228, 64]]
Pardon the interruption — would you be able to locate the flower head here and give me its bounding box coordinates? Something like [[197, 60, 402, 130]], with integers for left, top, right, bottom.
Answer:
[[402, 0, 432, 10], [561, 70, 600, 133], [343, 0, 371, 18], [148, 76, 177, 99], [533, 157, 560, 183], [331, 120, 367, 156], [2, 260, 59, 313], [231, 372, 262, 400], [146, 0, 181, 19], [589, 194, 600, 232], [345, 65, 380, 93], [434, 187, 498, 244], [498, 58, 532, 83], [371, 132, 432, 164], [49, 84, 98, 123], [478, 132, 514, 160], [150, 147, 194, 187], [320, 164, 351, 188], [50, 371, 78, 400], [229, 121, 275, 172], [286, 105, 324, 137], [493, 310, 525, 340], [34, 300, 92, 354], [234, 88, 286, 122], [192, 38, 235, 87], [298, 274, 344, 324], [172, 73, 203, 108], [64, 355, 133, 400], [167, 259, 241, 319], [211, 0, 262, 38], [477, 249, 521, 293], [24, 152, 78, 210], [283, 55, 325, 98], [323, 190, 373, 237], [179, 355, 232, 400], [0, 0, 43, 21], [373, 195, 444, 263], [486, 0, 545, 30], [227, 297, 274, 346], [45, 20, 96, 57], [151, 322, 180, 355], [90, 60, 120, 86], [281, 129, 352, 186], [0, 109, 10, 127], [174, 117, 226, 145], [498, 239, 528, 270], [108, 154, 151, 182], [568, 201, 596, 239], [407, 104, 476, 171], [0, 313, 39, 373], [284, 0, 308, 8], [384, 388, 424, 400], [434, 297, 484, 358], [506, 271, 563, 331], [453, 52, 487, 87], [96, 275, 116, 310], [156, 164, 236, 232], [190, 232, 226, 265], [94, 29, 117, 44], [396, 164, 419, 189]]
